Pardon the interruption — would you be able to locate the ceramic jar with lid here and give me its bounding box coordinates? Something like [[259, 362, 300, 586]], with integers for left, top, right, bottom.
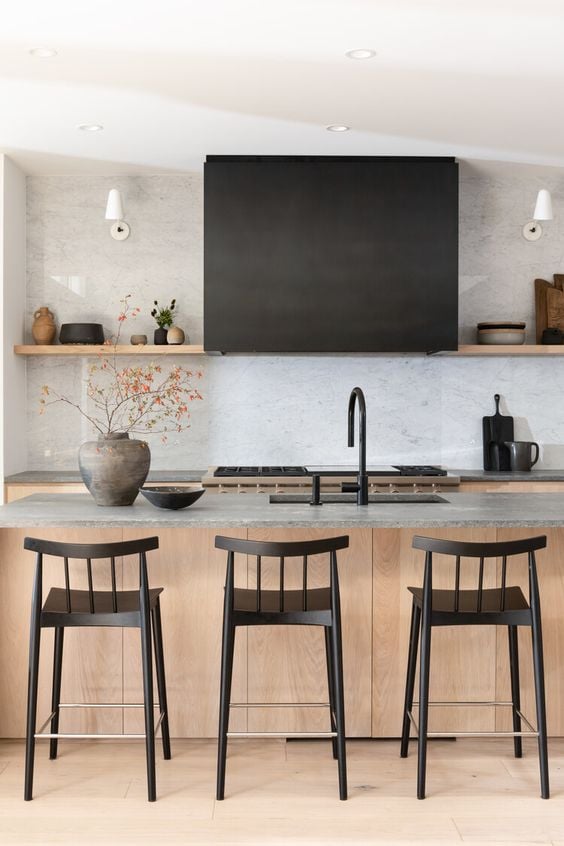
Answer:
[[167, 325, 186, 345], [32, 307, 56, 345]]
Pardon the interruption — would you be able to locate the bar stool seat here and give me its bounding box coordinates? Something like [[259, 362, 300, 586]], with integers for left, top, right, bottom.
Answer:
[[233, 586, 331, 616], [42, 586, 163, 624], [408, 585, 530, 617]]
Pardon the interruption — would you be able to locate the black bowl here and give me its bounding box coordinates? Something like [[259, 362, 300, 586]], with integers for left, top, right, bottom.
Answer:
[[59, 323, 105, 344], [140, 486, 205, 510]]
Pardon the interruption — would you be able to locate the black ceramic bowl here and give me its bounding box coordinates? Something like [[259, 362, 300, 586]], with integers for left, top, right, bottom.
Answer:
[[59, 323, 105, 344], [140, 486, 205, 510]]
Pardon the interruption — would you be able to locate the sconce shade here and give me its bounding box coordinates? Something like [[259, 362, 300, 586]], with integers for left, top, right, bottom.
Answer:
[[533, 189, 553, 221], [105, 189, 124, 221]]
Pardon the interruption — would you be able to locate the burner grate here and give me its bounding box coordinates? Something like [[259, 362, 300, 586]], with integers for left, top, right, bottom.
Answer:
[[214, 466, 309, 477]]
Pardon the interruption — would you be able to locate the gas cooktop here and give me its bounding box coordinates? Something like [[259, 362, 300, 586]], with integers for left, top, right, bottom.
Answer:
[[213, 465, 447, 478], [214, 466, 309, 477]]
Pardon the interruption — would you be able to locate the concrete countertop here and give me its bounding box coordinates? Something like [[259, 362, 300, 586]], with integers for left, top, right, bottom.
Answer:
[[7, 469, 564, 485], [1, 491, 564, 529], [454, 469, 564, 482], [4, 470, 206, 484]]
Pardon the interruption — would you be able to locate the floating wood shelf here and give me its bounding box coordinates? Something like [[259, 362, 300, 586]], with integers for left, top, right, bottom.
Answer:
[[14, 344, 205, 356], [439, 345, 564, 356]]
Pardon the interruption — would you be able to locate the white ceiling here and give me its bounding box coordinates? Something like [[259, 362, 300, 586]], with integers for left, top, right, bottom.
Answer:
[[2, 0, 564, 174]]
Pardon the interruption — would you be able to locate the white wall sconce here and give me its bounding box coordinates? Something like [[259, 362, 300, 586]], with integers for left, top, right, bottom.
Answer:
[[522, 189, 553, 241], [105, 189, 130, 241]]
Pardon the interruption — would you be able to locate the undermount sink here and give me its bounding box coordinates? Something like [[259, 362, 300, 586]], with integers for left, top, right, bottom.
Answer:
[[269, 493, 448, 505]]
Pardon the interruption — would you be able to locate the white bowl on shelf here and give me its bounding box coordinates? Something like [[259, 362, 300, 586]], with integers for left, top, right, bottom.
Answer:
[[477, 328, 526, 345]]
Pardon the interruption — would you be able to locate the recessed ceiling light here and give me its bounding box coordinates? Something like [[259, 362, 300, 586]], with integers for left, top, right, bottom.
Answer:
[[29, 47, 58, 58], [345, 49, 376, 60], [326, 125, 350, 132], [77, 124, 104, 132]]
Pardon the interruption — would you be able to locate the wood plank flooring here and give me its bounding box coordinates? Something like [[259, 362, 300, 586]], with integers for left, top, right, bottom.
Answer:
[[1, 738, 564, 844]]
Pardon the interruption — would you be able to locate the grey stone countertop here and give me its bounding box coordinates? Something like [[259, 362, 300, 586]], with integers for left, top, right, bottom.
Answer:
[[454, 469, 564, 482], [7, 469, 564, 484], [4, 470, 206, 484], [1, 492, 564, 529]]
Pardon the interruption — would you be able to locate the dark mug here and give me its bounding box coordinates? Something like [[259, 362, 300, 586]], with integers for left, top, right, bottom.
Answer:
[[503, 441, 540, 471]]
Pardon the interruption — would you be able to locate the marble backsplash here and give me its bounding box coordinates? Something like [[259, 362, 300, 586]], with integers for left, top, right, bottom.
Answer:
[[25, 163, 564, 470]]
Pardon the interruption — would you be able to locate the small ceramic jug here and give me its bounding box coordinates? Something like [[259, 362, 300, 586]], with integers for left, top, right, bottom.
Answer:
[[32, 307, 56, 345], [167, 325, 185, 345]]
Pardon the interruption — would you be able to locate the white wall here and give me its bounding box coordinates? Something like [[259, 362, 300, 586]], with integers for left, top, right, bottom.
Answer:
[[23, 161, 564, 471], [0, 155, 26, 490]]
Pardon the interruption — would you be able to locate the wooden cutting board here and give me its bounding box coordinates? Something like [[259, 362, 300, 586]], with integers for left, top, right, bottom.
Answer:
[[535, 275, 564, 342], [546, 287, 564, 331]]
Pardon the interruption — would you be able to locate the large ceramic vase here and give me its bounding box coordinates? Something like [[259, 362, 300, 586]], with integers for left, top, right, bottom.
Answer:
[[78, 433, 151, 506]]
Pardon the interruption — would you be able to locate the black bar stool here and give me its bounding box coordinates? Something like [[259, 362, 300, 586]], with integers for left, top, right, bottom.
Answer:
[[400, 534, 549, 799], [23, 536, 171, 802], [215, 534, 349, 800]]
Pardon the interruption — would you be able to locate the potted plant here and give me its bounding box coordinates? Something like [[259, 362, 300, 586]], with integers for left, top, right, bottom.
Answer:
[[40, 296, 202, 506], [151, 298, 176, 344]]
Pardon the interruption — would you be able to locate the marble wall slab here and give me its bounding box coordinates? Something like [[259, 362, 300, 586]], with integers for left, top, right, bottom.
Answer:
[[25, 163, 564, 470]]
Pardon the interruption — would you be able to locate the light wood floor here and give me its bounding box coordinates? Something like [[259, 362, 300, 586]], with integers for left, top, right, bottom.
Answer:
[[1, 737, 564, 844]]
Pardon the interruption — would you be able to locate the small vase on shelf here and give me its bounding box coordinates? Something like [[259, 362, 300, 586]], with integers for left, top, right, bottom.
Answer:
[[154, 327, 168, 345], [32, 307, 56, 345], [167, 325, 185, 345]]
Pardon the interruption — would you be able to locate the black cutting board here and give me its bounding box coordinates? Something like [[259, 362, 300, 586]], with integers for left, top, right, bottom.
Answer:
[[482, 394, 514, 470]]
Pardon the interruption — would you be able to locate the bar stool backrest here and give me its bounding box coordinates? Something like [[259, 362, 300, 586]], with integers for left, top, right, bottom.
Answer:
[[23, 536, 159, 615], [215, 535, 349, 612], [412, 534, 547, 613]]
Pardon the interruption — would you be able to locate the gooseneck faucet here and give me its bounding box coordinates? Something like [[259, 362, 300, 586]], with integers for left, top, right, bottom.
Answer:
[[347, 387, 369, 505]]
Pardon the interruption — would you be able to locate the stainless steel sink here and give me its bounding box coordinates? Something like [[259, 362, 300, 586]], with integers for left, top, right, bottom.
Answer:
[[269, 493, 448, 504]]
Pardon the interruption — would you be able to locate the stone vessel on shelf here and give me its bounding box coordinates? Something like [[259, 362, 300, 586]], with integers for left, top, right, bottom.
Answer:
[[167, 325, 185, 344], [32, 307, 56, 345], [78, 433, 151, 506]]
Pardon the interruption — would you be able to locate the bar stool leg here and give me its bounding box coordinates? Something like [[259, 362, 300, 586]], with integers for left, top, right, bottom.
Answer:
[[24, 628, 41, 800], [508, 626, 522, 759], [216, 615, 236, 800], [24, 566, 42, 801], [140, 604, 156, 802], [324, 626, 338, 760], [330, 618, 347, 800], [401, 601, 421, 758], [151, 599, 171, 760], [417, 621, 431, 800], [49, 627, 65, 760], [531, 617, 549, 798]]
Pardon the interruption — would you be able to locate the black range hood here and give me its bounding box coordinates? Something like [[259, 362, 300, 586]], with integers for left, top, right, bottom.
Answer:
[[204, 156, 459, 353]]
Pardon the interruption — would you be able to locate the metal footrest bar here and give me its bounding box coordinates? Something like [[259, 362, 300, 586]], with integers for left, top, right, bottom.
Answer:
[[35, 706, 166, 740], [230, 702, 330, 709], [412, 700, 514, 707], [407, 709, 538, 738], [227, 731, 337, 738], [58, 703, 151, 709]]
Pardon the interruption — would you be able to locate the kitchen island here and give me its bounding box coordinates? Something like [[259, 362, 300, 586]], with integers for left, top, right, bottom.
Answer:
[[1, 492, 563, 744]]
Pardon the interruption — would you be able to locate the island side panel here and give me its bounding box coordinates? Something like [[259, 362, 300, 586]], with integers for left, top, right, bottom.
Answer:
[[245, 528, 372, 737], [372, 527, 497, 737], [0, 527, 123, 737], [122, 528, 248, 737], [495, 527, 564, 738]]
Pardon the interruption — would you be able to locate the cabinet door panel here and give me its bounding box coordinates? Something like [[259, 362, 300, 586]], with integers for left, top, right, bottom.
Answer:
[[373, 528, 497, 737], [122, 527, 247, 737], [246, 528, 372, 736]]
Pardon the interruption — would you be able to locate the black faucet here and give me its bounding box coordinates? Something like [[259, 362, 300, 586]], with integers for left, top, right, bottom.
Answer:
[[347, 387, 369, 505]]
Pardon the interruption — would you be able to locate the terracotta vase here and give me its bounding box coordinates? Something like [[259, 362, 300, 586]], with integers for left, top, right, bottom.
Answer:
[[32, 307, 56, 345], [78, 433, 151, 506], [167, 325, 185, 344]]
